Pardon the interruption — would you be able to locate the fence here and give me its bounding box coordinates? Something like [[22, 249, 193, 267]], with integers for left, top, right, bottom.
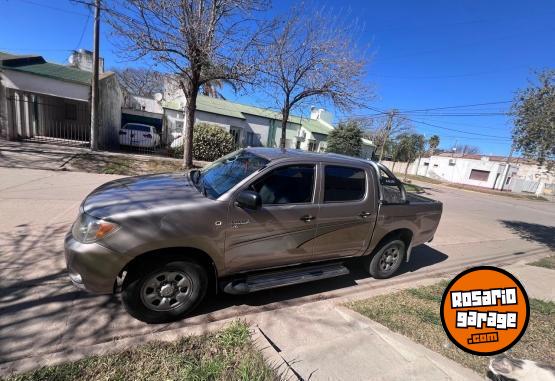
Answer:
[[6, 91, 90, 146]]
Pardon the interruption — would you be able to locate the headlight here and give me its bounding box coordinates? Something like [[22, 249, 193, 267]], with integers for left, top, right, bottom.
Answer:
[[72, 213, 120, 243]]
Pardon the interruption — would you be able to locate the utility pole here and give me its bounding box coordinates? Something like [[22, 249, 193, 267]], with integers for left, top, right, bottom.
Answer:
[[378, 110, 396, 162], [499, 146, 514, 191], [90, 0, 100, 151]]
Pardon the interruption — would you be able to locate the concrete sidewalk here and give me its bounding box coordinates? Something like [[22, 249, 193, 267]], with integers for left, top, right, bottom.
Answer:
[[504, 262, 555, 302], [256, 301, 481, 381]]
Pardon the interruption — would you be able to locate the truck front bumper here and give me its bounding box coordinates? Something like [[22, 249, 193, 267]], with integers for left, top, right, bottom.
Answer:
[[64, 232, 130, 294]]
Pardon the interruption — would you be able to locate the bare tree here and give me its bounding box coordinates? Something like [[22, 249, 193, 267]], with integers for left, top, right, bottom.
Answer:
[[454, 144, 480, 155], [200, 79, 237, 99], [113, 67, 164, 98], [366, 111, 412, 161], [257, 7, 370, 148], [106, 0, 267, 168]]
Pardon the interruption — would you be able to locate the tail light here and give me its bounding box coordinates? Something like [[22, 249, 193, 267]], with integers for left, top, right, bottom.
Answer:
[[119, 130, 126, 135], [143, 133, 152, 138]]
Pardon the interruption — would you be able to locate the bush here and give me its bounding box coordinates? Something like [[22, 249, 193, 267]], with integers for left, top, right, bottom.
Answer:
[[173, 123, 235, 161]]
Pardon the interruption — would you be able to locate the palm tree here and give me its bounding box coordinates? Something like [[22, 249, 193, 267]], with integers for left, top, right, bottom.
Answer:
[[200, 79, 237, 99], [428, 135, 440, 156]]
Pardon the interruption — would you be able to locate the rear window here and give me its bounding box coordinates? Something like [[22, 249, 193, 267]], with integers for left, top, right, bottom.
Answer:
[[324, 166, 366, 202], [124, 124, 151, 132]]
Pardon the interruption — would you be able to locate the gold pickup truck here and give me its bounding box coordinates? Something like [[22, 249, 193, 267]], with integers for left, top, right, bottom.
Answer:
[[65, 148, 442, 323]]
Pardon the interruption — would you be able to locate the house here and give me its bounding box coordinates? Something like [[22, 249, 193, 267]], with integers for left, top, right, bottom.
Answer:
[[0, 50, 122, 148], [413, 153, 553, 195], [160, 94, 375, 156]]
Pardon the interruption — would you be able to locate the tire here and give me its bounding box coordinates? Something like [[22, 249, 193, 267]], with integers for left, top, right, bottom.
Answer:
[[122, 260, 208, 324], [366, 239, 406, 279]]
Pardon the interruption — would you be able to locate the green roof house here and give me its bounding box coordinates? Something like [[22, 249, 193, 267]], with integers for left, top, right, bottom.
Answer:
[[161, 94, 375, 157], [0, 50, 122, 147]]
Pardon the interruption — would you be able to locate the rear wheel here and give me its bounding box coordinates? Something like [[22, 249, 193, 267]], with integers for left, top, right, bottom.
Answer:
[[366, 239, 406, 279], [122, 260, 207, 323]]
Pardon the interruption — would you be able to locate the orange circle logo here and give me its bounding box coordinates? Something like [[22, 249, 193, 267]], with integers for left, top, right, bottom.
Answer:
[[440, 266, 529, 356]]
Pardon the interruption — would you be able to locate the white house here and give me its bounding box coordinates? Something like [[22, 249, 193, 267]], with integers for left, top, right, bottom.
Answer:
[[159, 94, 375, 156], [409, 153, 553, 195], [0, 51, 122, 147]]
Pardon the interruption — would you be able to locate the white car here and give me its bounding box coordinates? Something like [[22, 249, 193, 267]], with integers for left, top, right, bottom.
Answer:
[[119, 123, 160, 148]]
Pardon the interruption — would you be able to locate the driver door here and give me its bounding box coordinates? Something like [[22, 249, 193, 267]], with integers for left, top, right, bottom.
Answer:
[[224, 164, 320, 273]]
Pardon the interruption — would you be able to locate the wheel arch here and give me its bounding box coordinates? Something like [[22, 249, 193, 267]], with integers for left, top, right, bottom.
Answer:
[[117, 247, 219, 294], [370, 228, 414, 262]]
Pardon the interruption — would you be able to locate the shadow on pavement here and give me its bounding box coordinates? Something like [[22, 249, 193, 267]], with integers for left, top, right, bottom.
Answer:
[[0, 220, 447, 365], [500, 220, 555, 251], [192, 244, 448, 317]]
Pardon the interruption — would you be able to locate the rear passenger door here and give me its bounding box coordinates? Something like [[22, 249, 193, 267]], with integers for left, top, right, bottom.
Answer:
[[312, 164, 378, 260]]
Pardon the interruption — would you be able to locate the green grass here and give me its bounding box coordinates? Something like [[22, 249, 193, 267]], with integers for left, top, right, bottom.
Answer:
[[346, 282, 555, 375], [68, 153, 185, 176], [403, 182, 424, 193], [528, 255, 555, 270], [2, 321, 276, 381], [394, 173, 444, 185]]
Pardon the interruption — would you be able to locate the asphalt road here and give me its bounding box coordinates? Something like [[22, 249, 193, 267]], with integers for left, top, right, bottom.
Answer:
[[0, 167, 553, 369]]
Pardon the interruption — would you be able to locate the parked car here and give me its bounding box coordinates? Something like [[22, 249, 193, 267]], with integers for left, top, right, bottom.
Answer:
[[119, 123, 160, 148], [65, 148, 442, 323]]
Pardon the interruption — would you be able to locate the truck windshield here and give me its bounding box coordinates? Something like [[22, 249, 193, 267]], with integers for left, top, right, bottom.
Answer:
[[193, 150, 269, 199]]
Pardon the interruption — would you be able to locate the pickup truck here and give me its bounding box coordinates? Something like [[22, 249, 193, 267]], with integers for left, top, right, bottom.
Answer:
[[65, 148, 442, 323]]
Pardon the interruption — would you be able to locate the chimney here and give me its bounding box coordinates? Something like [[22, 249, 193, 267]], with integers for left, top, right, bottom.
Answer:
[[310, 107, 333, 124], [68, 49, 104, 73]]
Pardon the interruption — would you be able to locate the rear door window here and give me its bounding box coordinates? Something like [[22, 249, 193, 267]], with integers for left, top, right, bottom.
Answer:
[[324, 166, 366, 202], [125, 124, 150, 132]]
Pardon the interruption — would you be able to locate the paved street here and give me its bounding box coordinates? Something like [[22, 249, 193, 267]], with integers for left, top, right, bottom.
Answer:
[[0, 167, 554, 373]]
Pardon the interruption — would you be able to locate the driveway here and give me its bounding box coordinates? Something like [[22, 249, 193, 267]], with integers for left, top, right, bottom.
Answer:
[[1, 167, 554, 371]]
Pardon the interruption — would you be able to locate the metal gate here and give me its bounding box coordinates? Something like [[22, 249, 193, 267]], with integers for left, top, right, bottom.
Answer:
[[7, 91, 90, 146]]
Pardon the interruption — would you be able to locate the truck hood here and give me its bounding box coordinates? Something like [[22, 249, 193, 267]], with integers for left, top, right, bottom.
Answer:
[[83, 172, 204, 219]]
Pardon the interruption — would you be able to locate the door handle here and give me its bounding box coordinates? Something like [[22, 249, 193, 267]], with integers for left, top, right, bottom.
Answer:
[[359, 211, 373, 218], [300, 215, 316, 222]]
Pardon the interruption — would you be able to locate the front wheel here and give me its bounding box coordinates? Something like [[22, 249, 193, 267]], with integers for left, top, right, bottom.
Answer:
[[366, 239, 406, 279], [122, 260, 208, 324]]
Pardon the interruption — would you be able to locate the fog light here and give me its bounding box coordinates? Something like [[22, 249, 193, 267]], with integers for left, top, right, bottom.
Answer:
[[69, 271, 84, 288]]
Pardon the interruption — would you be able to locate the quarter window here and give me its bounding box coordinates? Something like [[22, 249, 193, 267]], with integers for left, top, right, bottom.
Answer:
[[251, 165, 315, 204], [324, 166, 366, 202]]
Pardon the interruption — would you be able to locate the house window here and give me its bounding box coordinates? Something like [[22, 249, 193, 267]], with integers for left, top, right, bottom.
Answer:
[[246, 132, 254, 146], [229, 126, 241, 146], [245, 132, 261, 147], [64, 103, 77, 120], [469, 169, 490, 181], [175, 121, 183, 132], [308, 141, 317, 152], [295, 140, 301, 149]]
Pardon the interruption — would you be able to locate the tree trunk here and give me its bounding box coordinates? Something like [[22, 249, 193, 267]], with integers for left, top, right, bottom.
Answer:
[[280, 108, 290, 149], [404, 160, 410, 181], [183, 88, 198, 169]]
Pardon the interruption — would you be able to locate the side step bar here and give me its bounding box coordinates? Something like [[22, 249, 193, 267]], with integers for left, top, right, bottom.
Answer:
[[223, 263, 350, 295]]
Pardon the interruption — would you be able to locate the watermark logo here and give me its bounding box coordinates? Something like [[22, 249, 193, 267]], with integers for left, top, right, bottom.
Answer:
[[440, 266, 529, 356]]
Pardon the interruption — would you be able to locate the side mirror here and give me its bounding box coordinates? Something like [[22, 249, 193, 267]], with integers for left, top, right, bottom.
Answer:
[[236, 190, 261, 210]]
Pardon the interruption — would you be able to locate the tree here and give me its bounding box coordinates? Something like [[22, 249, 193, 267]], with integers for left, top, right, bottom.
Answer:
[[366, 111, 412, 161], [511, 70, 555, 170], [257, 7, 369, 148], [428, 135, 440, 156], [453, 144, 480, 155], [113, 67, 164, 97], [326, 121, 363, 157], [106, 0, 266, 168], [200, 79, 237, 99], [395, 133, 425, 180]]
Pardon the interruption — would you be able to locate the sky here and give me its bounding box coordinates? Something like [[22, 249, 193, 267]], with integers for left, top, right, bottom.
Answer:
[[1, 0, 554, 155]]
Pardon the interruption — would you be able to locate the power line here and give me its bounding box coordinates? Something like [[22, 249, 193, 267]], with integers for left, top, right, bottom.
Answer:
[[74, 6, 92, 50], [400, 115, 512, 139], [17, 0, 90, 16], [398, 101, 512, 113]]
